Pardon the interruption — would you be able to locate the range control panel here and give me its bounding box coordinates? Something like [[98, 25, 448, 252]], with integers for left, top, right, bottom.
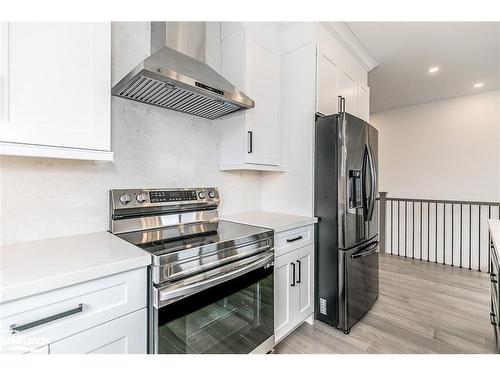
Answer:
[[150, 190, 197, 203], [110, 187, 219, 210]]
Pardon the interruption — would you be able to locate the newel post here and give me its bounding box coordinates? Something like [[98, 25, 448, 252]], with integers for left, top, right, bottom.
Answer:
[[379, 192, 388, 254]]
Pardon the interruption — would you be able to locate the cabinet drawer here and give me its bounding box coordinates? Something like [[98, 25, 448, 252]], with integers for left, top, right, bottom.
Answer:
[[275, 225, 314, 257], [49, 308, 147, 354], [0, 268, 146, 353]]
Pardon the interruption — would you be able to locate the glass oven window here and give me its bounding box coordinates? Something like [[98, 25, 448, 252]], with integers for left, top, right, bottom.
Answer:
[[156, 265, 273, 354]]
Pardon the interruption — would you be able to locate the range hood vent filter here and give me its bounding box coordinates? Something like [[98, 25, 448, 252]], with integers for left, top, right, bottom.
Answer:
[[116, 75, 239, 120]]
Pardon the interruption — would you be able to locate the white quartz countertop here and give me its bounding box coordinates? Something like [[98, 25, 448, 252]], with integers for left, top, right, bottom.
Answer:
[[222, 211, 317, 233], [0, 231, 151, 303], [488, 219, 500, 260]]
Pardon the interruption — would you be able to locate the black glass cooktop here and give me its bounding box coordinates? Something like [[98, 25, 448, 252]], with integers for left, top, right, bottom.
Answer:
[[117, 220, 273, 261]]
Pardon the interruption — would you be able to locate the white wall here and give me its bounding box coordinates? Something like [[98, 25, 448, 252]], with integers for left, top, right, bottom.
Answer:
[[0, 22, 261, 245], [372, 90, 500, 271], [371, 89, 500, 202]]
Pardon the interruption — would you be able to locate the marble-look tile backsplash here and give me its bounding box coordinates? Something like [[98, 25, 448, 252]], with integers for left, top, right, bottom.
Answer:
[[0, 22, 261, 245]]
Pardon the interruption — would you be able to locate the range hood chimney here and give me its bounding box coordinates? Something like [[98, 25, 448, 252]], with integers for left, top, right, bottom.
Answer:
[[111, 22, 255, 120]]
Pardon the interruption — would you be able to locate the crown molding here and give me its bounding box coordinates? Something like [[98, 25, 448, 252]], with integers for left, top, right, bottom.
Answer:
[[322, 22, 378, 72]]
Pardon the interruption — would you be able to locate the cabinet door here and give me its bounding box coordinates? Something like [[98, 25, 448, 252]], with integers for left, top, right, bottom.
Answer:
[[295, 244, 314, 320], [49, 309, 146, 354], [316, 46, 338, 116], [274, 250, 298, 342], [4, 345, 49, 354], [357, 84, 370, 122], [245, 24, 280, 166], [338, 71, 357, 115], [0, 23, 110, 151]]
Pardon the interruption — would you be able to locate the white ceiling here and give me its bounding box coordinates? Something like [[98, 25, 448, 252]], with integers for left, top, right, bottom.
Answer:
[[346, 22, 500, 113]]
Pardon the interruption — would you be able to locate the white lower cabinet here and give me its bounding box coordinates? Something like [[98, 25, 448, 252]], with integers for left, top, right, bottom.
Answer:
[[274, 243, 314, 342], [49, 309, 146, 354], [0, 268, 147, 354], [296, 246, 313, 319]]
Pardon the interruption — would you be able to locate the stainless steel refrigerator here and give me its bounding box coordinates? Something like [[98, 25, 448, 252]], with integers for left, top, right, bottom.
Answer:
[[314, 110, 379, 334]]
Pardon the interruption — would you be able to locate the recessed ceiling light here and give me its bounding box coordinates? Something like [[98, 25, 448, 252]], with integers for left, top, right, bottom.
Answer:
[[473, 82, 484, 88], [428, 66, 439, 74]]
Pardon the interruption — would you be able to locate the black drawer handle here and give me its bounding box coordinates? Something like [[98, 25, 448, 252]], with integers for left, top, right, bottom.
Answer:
[[10, 304, 84, 333], [296, 260, 302, 284], [291, 262, 296, 287], [247, 131, 253, 153], [287, 235, 303, 243]]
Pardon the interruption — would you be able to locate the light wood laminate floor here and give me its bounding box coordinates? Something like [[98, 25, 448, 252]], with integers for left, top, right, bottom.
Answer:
[[275, 254, 496, 354]]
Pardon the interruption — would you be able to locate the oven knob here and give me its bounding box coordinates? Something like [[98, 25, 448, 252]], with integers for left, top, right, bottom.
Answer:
[[119, 194, 131, 205], [136, 192, 148, 204], [198, 191, 207, 199], [208, 190, 217, 199]]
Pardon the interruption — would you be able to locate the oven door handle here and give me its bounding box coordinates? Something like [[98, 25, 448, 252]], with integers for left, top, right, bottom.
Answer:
[[155, 251, 274, 308]]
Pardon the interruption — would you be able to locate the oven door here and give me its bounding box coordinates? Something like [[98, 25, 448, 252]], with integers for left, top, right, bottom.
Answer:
[[152, 251, 274, 354]]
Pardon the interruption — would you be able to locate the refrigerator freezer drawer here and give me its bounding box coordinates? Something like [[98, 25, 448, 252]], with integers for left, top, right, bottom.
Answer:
[[338, 240, 379, 332]]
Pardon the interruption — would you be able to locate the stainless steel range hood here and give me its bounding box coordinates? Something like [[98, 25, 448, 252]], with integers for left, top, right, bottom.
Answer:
[[111, 22, 254, 120]]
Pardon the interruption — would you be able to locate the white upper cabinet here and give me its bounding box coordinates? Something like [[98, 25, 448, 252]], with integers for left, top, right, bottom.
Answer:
[[357, 84, 370, 122], [316, 46, 339, 115], [219, 22, 281, 171], [338, 71, 357, 115], [315, 23, 371, 121], [0, 23, 113, 160]]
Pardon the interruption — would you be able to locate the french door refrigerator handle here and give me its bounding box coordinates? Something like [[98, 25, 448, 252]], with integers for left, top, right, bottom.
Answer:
[[350, 242, 378, 260], [362, 145, 370, 220], [491, 312, 498, 326], [366, 144, 377, 221], [491, 272, 498, 283]]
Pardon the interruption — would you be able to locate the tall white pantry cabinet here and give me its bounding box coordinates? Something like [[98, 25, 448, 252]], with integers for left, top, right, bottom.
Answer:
[[0, 23, 113, 160], [260, 22, 374, 217]]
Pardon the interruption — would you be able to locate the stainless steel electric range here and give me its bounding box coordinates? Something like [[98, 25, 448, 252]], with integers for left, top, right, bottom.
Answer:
[[109, 187, 275, 354]]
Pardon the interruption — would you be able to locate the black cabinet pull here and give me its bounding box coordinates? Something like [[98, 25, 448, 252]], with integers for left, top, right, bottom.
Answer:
[[291, 262, 296, 287], [247, 131, 253, 153], [296, 260, 302, 284], [287, 235, 303, 243], [490, 312, 497, 326]]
